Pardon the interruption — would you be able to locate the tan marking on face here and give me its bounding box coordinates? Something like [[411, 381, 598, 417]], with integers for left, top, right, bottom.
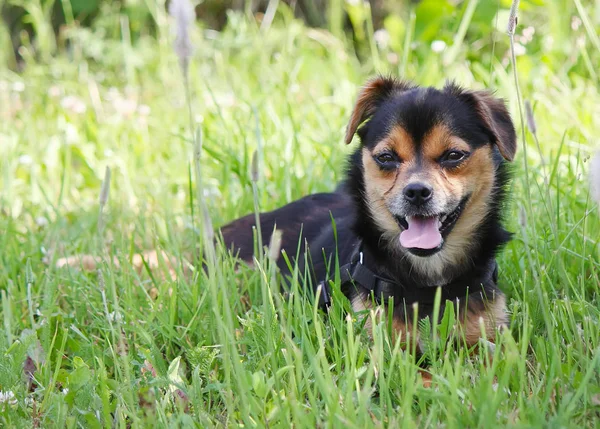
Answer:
[[363, 126, 427, 248], [437, 146, 496, 264], [361, 122, 497, 283], [362, 147, 403, 241], [422, 124, 471, 159], [373, 125, 415, 163], [406, 132, 496, 282], [419, 124, 478, 210]]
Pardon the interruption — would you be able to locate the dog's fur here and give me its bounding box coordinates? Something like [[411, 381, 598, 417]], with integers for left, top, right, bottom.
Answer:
[[221, 77, 517, 347]]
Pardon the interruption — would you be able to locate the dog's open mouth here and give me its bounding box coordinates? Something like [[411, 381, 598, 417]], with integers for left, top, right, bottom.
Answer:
[[394, 197, 468, 256]]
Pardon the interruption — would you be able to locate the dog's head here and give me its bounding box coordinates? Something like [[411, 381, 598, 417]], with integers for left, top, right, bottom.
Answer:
[[346, 77, 516, 281]]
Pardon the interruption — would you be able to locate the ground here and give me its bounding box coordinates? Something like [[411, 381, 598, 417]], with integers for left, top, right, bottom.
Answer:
[[0, 1, 599, 427]]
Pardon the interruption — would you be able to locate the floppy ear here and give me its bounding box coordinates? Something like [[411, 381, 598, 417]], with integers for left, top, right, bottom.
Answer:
[[345, 76, 412, 144], [470, 91, 517, 161], [448, 84, 517, 161]]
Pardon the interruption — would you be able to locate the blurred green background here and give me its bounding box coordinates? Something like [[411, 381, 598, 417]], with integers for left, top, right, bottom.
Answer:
[[1, 0, 598, 221], [1, 0, 595, 81]]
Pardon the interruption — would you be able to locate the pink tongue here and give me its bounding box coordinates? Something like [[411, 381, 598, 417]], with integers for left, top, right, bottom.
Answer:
[[399, 217, 442, 250]]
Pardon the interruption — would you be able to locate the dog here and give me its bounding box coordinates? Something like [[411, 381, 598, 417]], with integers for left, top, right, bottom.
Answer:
[[220, 76, 516, 348]]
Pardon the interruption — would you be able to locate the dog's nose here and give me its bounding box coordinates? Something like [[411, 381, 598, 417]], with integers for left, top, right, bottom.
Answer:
[[403, 183, 433, 205]]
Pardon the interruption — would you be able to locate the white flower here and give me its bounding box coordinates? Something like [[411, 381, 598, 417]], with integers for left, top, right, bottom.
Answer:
[[108, 311, 123, 323], [112, 97, 137, 117], [522, 26, 535, 43], [513, 42, 526, 56], [12, 81, 25, 92], [0, 391, 17, 406], [60, 95, 87, 114], [18, 155, 33, 165], [48, 85, 61, 98], [137, 104, 151, 116], [35, 216, 49, 227], [431, 40, 446, 53], [65, 123, 80, 144], [373, 29, 390, 48]]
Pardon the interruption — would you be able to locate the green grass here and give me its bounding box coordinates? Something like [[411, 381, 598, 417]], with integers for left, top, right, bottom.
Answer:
[[1, 1, 600, 427]]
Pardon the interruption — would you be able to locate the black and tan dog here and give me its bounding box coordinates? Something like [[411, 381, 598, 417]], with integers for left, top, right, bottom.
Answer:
[[220, 76, 516, 348]]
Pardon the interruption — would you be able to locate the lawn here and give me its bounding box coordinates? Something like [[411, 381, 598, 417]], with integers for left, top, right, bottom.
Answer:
[[1, 0, 599, 427]]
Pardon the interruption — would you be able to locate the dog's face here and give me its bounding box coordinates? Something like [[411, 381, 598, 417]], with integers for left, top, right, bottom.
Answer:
[[346, 77, 516, 280]]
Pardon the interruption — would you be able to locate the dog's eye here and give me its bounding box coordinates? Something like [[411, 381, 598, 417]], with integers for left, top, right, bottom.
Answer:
[[374, 152, 399, 168], [440, 150, 468, 166]]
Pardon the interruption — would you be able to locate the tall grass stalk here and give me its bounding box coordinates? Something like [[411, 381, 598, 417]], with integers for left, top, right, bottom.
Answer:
[[97, 166, 111, 240], [443, 0, 479, 66], [168, 5, 254, 425], [591, 151, 600, 207], [573, 0, 600, 54], [506, 0, 539, 255], [170, 0, 216, 268], [506, 1, 530, 207], [506, 0, 563, 382], [251, 150, 263, 265], [25, 258, 35, 328], [524, 100, 543, 167], [400, 5, 416, 77]]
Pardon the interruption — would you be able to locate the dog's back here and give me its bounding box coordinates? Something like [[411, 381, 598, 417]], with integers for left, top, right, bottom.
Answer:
[[219, 192, 354, 275]]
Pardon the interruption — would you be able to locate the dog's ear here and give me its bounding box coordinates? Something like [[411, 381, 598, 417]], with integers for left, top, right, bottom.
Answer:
[[447, 84, 517, 161], [470, 91, 517, 161], [345, 77, 412, 144]]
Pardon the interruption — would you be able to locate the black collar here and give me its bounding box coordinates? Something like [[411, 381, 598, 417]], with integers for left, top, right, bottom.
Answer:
[[317, 241, 498, 309]]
